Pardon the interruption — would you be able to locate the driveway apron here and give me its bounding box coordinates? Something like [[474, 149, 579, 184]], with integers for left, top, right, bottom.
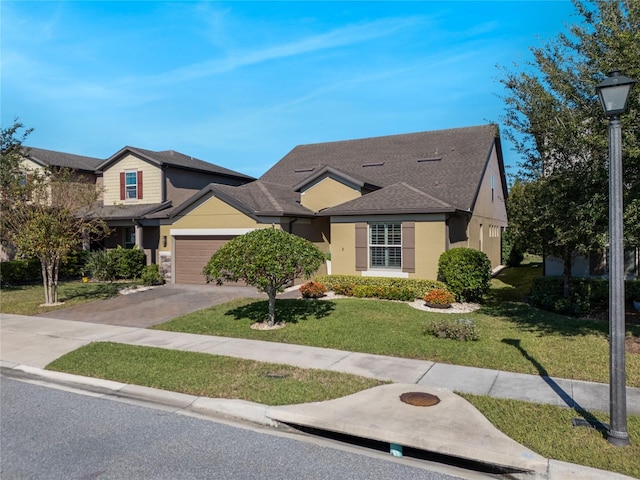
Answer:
[[37, 284, 267, 328]]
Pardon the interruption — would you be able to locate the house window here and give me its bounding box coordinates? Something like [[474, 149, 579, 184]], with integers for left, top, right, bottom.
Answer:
[[124, 227, 136, 249], [369, 223, 401, 269], [125, 171, 138, 199]]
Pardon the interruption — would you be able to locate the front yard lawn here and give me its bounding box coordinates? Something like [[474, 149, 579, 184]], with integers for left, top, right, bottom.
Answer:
[[0, 281, 136, 316], [153, 297, 640, 387], [46, 342, 386, 405]]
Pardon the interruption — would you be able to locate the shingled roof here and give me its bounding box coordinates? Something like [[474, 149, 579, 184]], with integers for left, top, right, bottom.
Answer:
[[97, 146, 255, 181], [254, 124, 501, 215], [24, 147, 103, 173]]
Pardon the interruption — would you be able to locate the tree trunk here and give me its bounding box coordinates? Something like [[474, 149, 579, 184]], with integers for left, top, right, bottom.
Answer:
[[266, 286, 277, 326], [51, 256, 60, 304], [40, 256, 60, 305], [40, 259, 51, 305]]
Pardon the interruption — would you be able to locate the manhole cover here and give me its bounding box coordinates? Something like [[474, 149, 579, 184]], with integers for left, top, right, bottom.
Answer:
[[399, 392, 440, 407]]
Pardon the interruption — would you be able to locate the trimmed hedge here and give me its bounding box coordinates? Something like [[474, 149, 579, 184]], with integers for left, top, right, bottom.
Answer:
[[314, 274, 448, 300], [0, 250, 89, 285], [530, 276, 639, 315], [437, 248, 491, 303], [0, 258, 41, 285]]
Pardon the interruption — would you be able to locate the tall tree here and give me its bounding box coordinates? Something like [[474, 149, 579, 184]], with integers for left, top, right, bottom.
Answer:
[[203, 228, 326, 326], [1, 119, 108, 304], [500, 0, 639, 293]]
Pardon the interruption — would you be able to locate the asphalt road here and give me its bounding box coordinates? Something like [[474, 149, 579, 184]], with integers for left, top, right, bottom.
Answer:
[[1, 378, 467, 480]]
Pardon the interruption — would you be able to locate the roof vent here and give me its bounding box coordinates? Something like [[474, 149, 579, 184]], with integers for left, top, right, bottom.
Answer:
[[362, 162, 384, 167], [418, 157, 442, 163], [294, 167, 315, 173]]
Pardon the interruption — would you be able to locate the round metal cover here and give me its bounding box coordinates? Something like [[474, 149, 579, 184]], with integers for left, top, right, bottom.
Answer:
[[399, 392, 440, 407]]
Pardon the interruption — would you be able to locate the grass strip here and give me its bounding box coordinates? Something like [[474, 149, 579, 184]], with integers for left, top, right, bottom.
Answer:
[[0, 281, 134, 316], [153, 297, 640, 386], [46, 342, 385, 406], [460, 393, 640, 478]]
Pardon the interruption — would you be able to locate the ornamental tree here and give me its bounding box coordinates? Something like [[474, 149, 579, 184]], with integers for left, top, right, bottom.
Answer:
[[203, 228, 326, 326], [1, 119, 108, 304]]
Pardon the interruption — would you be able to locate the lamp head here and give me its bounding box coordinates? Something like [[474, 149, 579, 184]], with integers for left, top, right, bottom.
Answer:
[[596, 70, 636, 117]]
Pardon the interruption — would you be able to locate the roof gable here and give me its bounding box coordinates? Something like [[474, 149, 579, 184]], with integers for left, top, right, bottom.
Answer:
[[319, 182, 456, 216], [97, 146, 255, 181], [260, 124, 500, 212]]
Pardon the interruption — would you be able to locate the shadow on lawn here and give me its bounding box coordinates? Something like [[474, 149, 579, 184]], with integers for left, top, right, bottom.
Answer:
[[502, 338, 608, 436], [225, 299, 336, 324], [58, 283, 123, 302], [480, 301, 608, 337]]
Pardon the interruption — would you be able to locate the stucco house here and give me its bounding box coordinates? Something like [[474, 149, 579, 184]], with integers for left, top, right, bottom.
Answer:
[[155, 124, 508, 284], [91, 146, 255, 265]]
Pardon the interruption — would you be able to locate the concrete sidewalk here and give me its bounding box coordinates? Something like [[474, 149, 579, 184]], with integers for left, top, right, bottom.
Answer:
[[1, 313, 637, 480]]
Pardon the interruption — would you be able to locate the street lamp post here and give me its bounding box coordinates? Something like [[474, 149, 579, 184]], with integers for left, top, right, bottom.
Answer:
[[596, 70, 636, 447]]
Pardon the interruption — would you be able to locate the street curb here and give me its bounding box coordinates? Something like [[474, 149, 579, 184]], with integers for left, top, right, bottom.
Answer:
[[1, 364, 280, 428], [0, 364, 634, 480]]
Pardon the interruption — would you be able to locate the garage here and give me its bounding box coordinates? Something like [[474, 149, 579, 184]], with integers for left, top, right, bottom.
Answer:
[[174, 235, 235, 284]]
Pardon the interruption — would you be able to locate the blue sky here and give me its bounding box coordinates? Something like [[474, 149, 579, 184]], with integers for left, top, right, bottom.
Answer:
[[1, 1, 577, 179]]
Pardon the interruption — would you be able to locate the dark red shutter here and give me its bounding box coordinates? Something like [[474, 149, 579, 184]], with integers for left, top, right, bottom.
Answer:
[[120, 172, 125, 200], [137, 171, 143, 199]]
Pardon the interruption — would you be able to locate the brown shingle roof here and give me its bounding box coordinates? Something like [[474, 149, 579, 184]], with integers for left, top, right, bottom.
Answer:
[[259, 124, 499, 212], [24, 147, 102, 172], [319, 182, 456, 216], [97, 146, 255, 181]]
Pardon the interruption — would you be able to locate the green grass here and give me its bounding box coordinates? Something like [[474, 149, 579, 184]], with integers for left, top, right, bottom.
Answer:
[[0, 281, 136, 315], [153, 295, 640, 387], [460, 394, 640, 478], [46, 342, 386, 406]]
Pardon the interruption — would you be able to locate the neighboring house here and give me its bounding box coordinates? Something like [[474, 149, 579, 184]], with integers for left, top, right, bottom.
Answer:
[[0, 147, 104, 261], [92, 147, 255, 265], [155, 124, 508, 284], [544, 249, 639, 279]]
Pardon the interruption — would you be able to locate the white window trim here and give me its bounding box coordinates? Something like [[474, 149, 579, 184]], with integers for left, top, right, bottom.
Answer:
[[368, 222, 402, 271], [124, 170, 138, 201], [170, 228, 256, 236], [362, 270, 408, 278]]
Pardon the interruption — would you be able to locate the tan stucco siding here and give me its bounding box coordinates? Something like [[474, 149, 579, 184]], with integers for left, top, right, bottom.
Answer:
[[103, 154, 162, 205], [467, 144, 508, 268], [300, 177, 361, 212], [414, 221, 446, 280], [329, 217, 446, 280], [330, 223, 357, 276], [159, 195, 268, 253], [473, 145, 508, 223]]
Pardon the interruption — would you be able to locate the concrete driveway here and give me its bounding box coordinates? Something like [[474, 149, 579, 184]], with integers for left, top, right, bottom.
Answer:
[[38, 284, 270, 328]]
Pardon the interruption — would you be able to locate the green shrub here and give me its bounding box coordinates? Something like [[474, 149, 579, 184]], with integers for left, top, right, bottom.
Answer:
[[350, 284, 414, 301], [423, 317, 479, 341], [531, 276, 637, 315], [628, 281, 640, 302], [501, 228, 524, 267], [111, 246, 146, 280], [0, 258, 41, 285], [314, 275, 446, 299], [141, 264, 163, 286], [437, 248, 491, 303], [59, 250, 90, 280], [85, 250, 119, 282], [299, 281, 327, 298]]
